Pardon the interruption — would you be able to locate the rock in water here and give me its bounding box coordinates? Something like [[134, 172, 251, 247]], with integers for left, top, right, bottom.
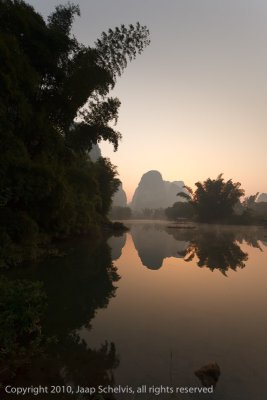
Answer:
[[194, 362, 221, 387]]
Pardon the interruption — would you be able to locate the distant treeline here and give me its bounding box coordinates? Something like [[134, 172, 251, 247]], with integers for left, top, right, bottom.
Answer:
[[110, 175, 267, 224], [166, 175, 267, 224], [0, 1, 150, 267]]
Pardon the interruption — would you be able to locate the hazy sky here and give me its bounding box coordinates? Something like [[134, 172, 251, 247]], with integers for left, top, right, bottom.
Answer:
[[28, 0, 267, 202]]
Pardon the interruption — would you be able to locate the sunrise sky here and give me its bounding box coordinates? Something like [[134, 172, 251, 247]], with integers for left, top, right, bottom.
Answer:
[[28, 0, 267, 202]]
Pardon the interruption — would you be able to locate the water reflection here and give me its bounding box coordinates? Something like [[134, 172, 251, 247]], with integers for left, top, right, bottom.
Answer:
[[0, 238, 121, 399], [8, 335, 119, 400], [131, 223, 188, 269], [108, 234, 126, 261], [176, 231, 248, 276], [130, 223, 265, 273], [79, 223, 267, 400], [2, 224, 267, 400], [0, 276, 48, 386]]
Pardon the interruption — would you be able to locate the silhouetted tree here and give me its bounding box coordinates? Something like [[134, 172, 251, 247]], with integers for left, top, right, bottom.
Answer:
[[0, 1, 150, 267], [242, 193, 259, 209], [177, 174, 244, 222]]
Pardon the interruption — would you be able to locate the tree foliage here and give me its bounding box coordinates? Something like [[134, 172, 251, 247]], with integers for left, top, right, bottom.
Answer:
[[0, 1, 150, 267], [95, 22, 150, 79], [241, 193, 267, 224], [177, 174, 245, 222], [165, 202, 195, 220], [109, 206, 132, 220], [242, 193, 259, 209]]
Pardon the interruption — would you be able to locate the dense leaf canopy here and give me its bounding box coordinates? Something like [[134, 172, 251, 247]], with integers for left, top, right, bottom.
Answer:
[[177, 174, 245, 222], [0, 0, 150, 267]]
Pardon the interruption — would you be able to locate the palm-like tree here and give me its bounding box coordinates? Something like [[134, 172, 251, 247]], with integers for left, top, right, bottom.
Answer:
[[177, 174, 244, 222]]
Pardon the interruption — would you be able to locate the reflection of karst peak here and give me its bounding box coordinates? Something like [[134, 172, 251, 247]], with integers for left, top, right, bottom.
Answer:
[[108, 234, 126, 261], [131, 224, 188, 269]]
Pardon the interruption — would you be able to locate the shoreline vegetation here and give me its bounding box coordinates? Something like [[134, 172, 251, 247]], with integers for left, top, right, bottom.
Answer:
[[0, 0, 149, 269], [111, 175, 267, 227], [1, 2, 266, 397], [1, 2, 266, 269], [0, 1, 144, 386]]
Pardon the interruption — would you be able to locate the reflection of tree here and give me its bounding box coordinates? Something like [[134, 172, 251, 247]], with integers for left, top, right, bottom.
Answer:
[[178, 231, 248, 276], [60, 336, 119, 393], [235, 231, 263, 251], [1, 238, 120, 398], [9, 336, 119, 400], [0, 277, 48, 380], [167, 225, 265, 251]]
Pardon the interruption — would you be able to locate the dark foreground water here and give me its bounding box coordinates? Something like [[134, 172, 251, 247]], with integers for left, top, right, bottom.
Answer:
[[1, 222, 267, 400]]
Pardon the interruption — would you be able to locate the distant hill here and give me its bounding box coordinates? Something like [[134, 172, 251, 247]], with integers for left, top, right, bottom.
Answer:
[[89, 145, 127, 208], [112, 183, 127, 207], [257, 193, 267, 202], [131, 170, 187, 211], [88, 144, 101, 162]]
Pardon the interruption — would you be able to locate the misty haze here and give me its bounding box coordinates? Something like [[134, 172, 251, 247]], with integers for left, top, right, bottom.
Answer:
[[1, 1, 267, 400]]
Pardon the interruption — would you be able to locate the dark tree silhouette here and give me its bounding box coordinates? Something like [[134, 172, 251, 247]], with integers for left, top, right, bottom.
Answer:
[[177, 174, 245, 222], [0, 1, 150, 267], [1, 238, 120, 397]]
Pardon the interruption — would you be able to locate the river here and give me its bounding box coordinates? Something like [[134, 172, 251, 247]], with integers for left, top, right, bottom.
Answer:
[[1, 221, 267, 399]]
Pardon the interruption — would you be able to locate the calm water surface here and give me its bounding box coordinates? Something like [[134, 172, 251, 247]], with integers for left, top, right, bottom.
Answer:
[[80, 222, 267, 399], [2, 222, 267, 400]]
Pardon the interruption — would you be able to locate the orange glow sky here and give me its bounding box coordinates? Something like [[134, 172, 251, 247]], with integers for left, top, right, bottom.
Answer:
[[29, 0, 267, 202]]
